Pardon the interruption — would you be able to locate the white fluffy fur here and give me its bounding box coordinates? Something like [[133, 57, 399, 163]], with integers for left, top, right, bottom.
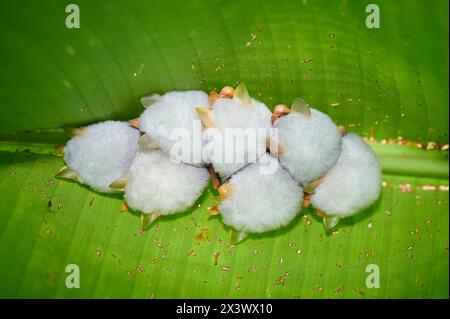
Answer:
[[310, 133, 381, 217], [139, 90, 209, 165], [64, 121, 140, 193], [207, 97, 272, 180], [219, 154, 303, 233], [125, 150, 210, 215], [273, 108, 342, 186]]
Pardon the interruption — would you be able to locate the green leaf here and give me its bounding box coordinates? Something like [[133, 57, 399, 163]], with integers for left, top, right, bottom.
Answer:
[[0, 0, 448, 298]]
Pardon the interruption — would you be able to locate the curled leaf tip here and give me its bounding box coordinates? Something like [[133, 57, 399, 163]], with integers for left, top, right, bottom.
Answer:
[[233, 83, 251, 106], [230, 229, 248, 245], [291, 97, 311, 117], [55, 165, 78, 180], [141, 93, 161, 108]]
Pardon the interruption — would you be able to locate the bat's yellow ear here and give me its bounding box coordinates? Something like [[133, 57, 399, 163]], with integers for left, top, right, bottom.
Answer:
[[323, 215, 340, 231], [63, 126, 86, 137], [55, 165, 78, 180], [233, 83, 251, 106], [196, 107, 215, 129], [140, 212, 161, 233], [138, 134, 159, 151], [291, 97, 311, 117], [108, 172, 130, 192], [141, 93, 161, 108], [304, 176, 325, 194], [230, 229, 248, 245]]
